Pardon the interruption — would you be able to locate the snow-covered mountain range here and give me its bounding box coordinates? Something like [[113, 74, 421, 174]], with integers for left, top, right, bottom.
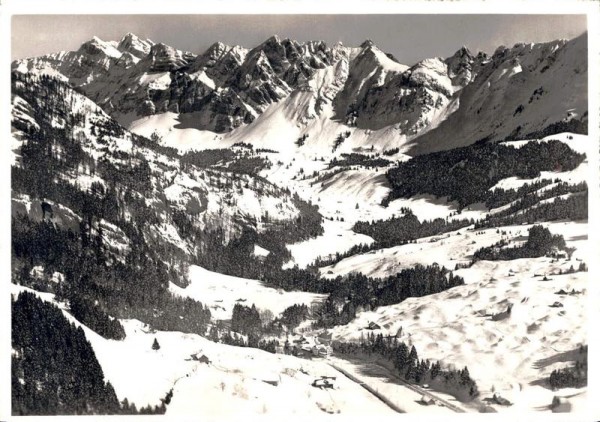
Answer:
[[13, 32, 587, 154]]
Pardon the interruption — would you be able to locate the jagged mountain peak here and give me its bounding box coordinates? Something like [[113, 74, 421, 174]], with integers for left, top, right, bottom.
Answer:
[[142, 42, 196, 72], [251, 35, 295, 56], [360, 39, 375, 49], [119, 32, 142, 43], [149, 42, 174, 53], [90, 35, 105, 44], [77, 36, 121, 58], [189, 43, 248, 77], [205, 41, 231, 56], [117, 32, 154, 58], [444, 45, 482, 87], [265, 34, 282, 44], [450, 45, 474, 60], [355, 40, 403, 64], [353, 41, 408, 74]]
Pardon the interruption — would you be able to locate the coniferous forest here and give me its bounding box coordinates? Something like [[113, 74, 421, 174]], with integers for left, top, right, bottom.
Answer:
[[385, 140, 585, 209], [473, 225, 567, 261], [12, 291, 167, 415]]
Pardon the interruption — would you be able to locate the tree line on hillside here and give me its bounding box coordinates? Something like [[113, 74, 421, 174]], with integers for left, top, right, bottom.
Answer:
[[350, 181, 586, 253], [332, 131, 351, 152], [475, 191, 587, 229], [231, 303, 262, 339], [473, 225, 567, 261], [211, 303, 310, 352], [181, 147, 272, 176], [279, 303, 310, 329], [313, 265, 464, 328], [484, 179, 553, 210], [12, 214, 212, 339], [353, 208, 474, 248], [312, 242, 377, 268], [482, 181, 586, 222], [518, 117, 587, 141], [548, 345, 587, 390], [68, 295, 126, 340], [231, 303, 309, 338], [385, 140, 585, 209], [319, 183, 586, 271], [335, 333, 479, 402], [329, 153, 390, 169], [12, 291, 168, 415], [169, 183, 324, 289], [382, 147, 400, 156]]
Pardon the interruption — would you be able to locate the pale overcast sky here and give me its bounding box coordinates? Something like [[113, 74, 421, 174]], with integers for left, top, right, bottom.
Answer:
[[12, 14, 586, 64]]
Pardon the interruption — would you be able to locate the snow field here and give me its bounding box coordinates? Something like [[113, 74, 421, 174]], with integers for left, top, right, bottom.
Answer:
[[327, 220, 588, 412], [169, 265, 326, 320]]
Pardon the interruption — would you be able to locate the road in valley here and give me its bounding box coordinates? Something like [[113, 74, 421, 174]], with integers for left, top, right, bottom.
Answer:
[[325, 355, 466, 414]]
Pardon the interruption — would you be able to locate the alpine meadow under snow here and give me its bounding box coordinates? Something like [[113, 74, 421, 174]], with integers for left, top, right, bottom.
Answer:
[[10, 23, 590, 418]]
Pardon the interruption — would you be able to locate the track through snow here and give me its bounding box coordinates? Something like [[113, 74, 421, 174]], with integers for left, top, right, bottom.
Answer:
[[327, 362, 406, 413], [327, 357, 460, 413]]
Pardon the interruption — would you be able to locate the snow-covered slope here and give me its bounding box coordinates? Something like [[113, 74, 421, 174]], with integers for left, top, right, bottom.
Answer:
[[318, 132, 588, 278], [408, 33, 588, 154], [328, 219, 588, 412], [169, 265, 326, 320], [10, 285, 393, 416]]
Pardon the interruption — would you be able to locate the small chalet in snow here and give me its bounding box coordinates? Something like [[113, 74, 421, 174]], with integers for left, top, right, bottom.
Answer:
[[492, 393, 511, 406], [312, 344, 333, 357], [420, 395, 435, 406], [367, 321, 381, 330], [317, 331, 333, 345], [551, 396, 571, 413], [312, 377, 335, 389], [191, 353, 211, 365]]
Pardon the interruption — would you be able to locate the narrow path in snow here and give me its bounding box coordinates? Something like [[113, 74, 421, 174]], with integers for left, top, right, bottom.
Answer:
[[328, 362, 406, 413], [329, 356, 467, 413], [369, 360, 467, 413]]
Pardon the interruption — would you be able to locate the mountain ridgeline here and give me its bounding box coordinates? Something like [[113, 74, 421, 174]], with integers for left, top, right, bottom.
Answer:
[[13, 32, 587, 153]]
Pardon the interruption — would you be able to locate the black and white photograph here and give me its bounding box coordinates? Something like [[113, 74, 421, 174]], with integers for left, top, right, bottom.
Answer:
[[2, 0, 599, 419]]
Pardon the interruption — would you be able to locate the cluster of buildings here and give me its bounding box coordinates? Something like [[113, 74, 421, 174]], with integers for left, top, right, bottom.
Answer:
[[290, 331, 333, 357]]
